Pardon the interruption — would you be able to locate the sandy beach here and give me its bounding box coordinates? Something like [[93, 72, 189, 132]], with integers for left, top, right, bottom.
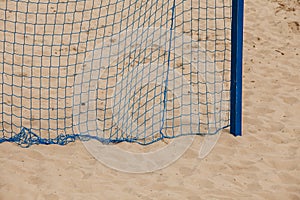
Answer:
[[0, 0, 299, 199]]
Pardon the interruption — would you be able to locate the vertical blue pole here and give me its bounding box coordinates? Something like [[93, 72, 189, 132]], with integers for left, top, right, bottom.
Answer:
[[230, 0, 244, 136]]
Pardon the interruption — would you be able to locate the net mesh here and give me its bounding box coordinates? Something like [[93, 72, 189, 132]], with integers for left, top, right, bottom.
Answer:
[[0, 0, 232, 147]]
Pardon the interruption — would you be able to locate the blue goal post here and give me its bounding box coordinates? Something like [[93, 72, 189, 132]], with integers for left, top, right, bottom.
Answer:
[[0, 0, 244, 146], [230, 0, 244, 136]]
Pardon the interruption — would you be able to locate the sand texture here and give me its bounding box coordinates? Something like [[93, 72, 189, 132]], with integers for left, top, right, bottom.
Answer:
[[0, 0, 300, 199]]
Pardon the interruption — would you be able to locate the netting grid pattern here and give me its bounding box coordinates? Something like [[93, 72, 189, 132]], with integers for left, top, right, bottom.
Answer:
[[0, 0, 232, 146]]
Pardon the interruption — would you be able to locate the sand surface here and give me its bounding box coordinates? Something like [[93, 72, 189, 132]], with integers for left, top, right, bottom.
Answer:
[[0, 0, 300, 199]]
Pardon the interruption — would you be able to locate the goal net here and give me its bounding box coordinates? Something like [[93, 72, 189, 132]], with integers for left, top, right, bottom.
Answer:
[[0, 0, 234, 146]]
